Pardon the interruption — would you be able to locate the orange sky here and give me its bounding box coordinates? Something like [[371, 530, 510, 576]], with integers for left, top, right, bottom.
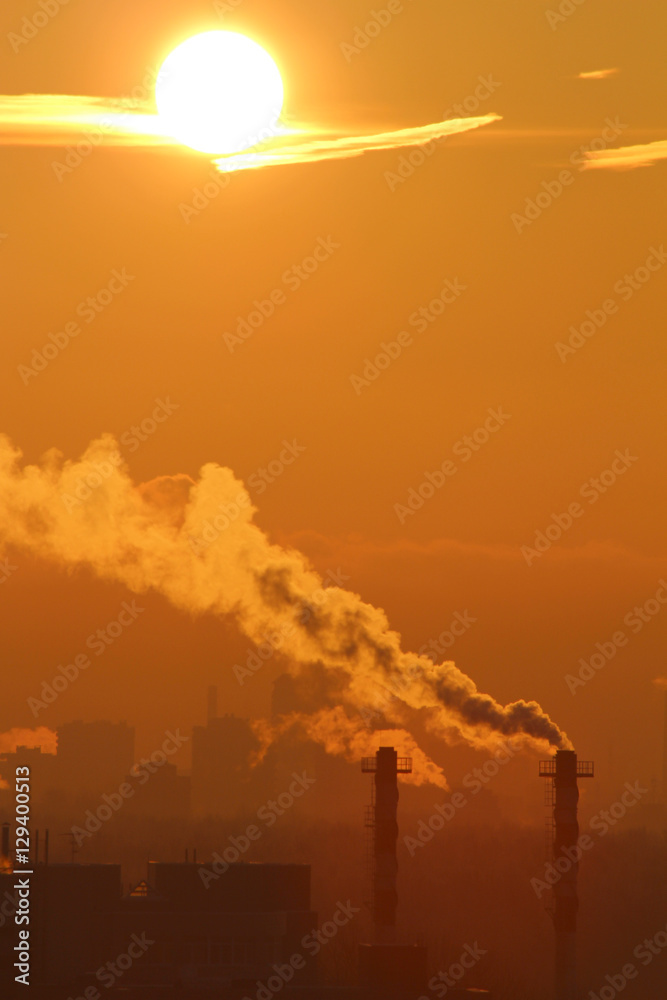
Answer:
[[1, 0, 666, 800]]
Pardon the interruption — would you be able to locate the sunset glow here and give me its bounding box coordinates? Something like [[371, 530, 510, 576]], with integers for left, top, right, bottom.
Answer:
[[155, 31, 285, 155], [1, 3, 665, 997]]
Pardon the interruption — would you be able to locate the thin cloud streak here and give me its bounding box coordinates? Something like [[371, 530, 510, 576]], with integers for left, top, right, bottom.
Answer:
[[0, 95, 174, 146], [582, 139, 667, 170], [212, 114, 502, 173], [0, 94, 500, 169], [577, 68, 619, 80]]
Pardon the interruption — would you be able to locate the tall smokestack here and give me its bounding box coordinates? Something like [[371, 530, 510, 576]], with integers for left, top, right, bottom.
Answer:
[[540, 749, 594, 1000], [663, 690, 667, 804], [1, 823, 9, 863], [207, 685, 217, 724], [362, 746, 412, 944]]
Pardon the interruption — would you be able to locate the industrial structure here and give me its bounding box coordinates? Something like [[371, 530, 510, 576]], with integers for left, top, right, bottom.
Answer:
[[0, 859, 317, 992], [191, 690, 259, 818], [662, 686, 667, 803], [360, 747, 427, 996], [539, 748, 594, 1000]]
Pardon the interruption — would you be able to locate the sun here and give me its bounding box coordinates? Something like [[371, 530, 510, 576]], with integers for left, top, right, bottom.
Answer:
[[155, 31, 284, 155]]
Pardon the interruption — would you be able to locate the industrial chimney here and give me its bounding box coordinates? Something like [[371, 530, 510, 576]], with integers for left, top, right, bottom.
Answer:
[[662, 688, 667, 804], [539, 749, 594, 1000], [359, 747, 426, 996], [362, 746, 411, 942]]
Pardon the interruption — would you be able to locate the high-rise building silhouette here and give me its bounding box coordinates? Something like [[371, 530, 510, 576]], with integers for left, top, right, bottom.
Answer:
[[191, 690, 258, 817]]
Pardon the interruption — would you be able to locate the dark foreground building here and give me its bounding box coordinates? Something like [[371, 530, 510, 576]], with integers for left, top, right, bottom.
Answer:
[[0, 860, 319, 998], [0, 857, 450, 999]]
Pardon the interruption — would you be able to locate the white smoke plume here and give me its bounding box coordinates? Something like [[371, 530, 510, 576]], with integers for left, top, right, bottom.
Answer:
[[251, 706, 450, 789], [0, 435, 570, 788]]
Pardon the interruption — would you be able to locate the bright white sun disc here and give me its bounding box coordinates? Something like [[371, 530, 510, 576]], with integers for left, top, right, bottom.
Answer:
[[156, 31, 284, 155]]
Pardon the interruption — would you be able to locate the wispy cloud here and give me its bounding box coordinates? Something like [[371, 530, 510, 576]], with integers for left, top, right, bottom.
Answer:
[[582, 139, 667, 171], [0, 94, 501, 171], [212, 115, 502, 173], [0, 95, 172, 147], [577, 68, 619, 80]]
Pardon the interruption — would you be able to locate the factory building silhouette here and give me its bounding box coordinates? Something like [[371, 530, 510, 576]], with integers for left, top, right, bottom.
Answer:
[[191, 687, 260, 818], [0, 720, 189, 823], [0, 731, 490, 998], [4, 685, 667, 997]]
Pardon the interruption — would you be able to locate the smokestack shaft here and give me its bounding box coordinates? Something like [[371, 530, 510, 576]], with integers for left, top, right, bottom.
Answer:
[[1, 823, 9, 861], [553, 750, 579, 1000], [374, 747, 399, 944]]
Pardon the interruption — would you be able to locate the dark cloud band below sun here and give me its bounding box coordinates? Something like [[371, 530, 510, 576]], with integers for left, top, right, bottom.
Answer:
[[0, 436, 570, 787]]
